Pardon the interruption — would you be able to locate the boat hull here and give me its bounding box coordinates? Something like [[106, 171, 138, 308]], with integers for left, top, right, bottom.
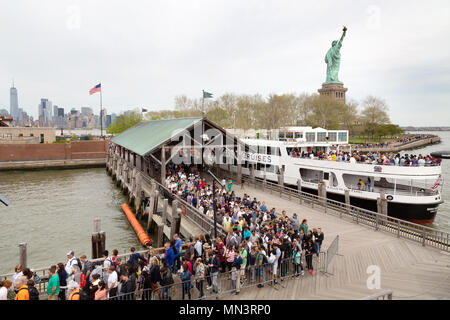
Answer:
[[301, 186, 439, 225]]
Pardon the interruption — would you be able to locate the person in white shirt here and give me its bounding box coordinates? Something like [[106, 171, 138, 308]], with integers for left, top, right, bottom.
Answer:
[[206, 206, 214, 219], [0, 281, 8, 300], [12, 265, 23, 287], [107, 266, 118, 300], [194, 237, 203, 258], [65, 251, 78, 275]]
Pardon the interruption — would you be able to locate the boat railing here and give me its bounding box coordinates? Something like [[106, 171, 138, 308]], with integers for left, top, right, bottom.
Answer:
[[239, 175, 449, 252], [292, 156, 441, 167]]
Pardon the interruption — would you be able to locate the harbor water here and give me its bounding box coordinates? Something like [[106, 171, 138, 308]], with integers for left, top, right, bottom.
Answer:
[[0, 168, 144, 274], [0, 131, 449, 274]]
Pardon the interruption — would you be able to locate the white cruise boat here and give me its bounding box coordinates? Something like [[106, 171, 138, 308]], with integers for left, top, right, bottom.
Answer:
[[222, 126, 443, 224]]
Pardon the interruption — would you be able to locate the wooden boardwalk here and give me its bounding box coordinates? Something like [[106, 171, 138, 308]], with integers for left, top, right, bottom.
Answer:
[[220, 183, 450, 300]]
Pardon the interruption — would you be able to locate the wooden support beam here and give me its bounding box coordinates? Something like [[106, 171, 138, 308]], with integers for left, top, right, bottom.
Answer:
[[171, 200, 180, 240], [161, 146, 166, 183], [19, 243, 27, 268]]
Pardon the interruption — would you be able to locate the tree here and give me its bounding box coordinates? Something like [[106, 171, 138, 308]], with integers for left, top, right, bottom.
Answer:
[[360, 95, 390, 140], [303, 94, 344, 129], [106, 111, 143, 134], [255, 94, 296, 130]]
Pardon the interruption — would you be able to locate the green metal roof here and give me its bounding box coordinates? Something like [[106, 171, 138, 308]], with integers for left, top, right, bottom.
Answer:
[[111, 118, 202, 156]]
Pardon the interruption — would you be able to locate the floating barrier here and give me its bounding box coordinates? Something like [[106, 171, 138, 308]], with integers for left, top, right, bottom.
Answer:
[[121, 203, 152, 246], [430, 151, 450, 159]]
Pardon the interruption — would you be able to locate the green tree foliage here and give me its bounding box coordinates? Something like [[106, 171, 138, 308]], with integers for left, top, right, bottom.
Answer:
[[360, 96, 390, 140], [138, 93, 395, 135], [106, 111, 143, 134]]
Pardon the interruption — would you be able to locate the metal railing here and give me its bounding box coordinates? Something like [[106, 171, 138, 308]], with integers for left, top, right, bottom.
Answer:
[[241, 176, 450, 252], [108, 253, 326, 300], [360, 290, 393, 300], [0, 244, 191, 295], [141, 174, 227, 240]]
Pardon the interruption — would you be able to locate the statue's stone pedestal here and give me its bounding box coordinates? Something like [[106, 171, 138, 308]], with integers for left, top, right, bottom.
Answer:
[[318, 83, 348, 104]]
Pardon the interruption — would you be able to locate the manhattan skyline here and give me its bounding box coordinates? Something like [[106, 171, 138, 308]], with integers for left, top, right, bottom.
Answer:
[[1, 0, 449, 126]]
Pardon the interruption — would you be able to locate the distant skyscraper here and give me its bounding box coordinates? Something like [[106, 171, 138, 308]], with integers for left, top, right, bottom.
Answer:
[[10, 84, 19, 121], [38, 98, 52, 126]]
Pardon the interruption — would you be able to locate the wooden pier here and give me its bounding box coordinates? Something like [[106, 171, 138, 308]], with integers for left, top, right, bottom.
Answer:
[[217, 181, 450, 300]]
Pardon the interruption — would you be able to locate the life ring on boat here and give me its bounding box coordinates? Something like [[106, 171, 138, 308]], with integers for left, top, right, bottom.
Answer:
[[386, 195, 393, 201]]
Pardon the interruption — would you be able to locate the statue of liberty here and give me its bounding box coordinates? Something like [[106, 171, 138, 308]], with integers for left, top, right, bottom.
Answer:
[[324, 26, 347, 84]]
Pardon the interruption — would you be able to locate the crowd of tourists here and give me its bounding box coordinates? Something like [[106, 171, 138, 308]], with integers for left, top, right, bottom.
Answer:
[[164, 164, 325, 293], [290, 149, 441, 167], [352, 134, 435, 149], [1, 164, 324, 301]]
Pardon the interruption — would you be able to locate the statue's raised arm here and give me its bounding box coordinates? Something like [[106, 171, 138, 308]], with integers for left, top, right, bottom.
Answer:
[[338, 26, 347, 46]]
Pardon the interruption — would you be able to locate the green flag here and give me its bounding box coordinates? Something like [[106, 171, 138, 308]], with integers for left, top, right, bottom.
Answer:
[[203, 90, 213, 99]]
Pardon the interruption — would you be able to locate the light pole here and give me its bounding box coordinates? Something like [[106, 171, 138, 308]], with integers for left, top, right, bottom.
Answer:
[[207, 169, 224, 243]]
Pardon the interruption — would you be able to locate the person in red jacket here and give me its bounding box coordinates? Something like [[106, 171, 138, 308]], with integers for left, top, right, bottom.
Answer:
[[216, 237, 226, 273]]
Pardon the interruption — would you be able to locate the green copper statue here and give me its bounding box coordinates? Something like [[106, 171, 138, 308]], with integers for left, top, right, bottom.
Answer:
[[324, 26, 347, 84]]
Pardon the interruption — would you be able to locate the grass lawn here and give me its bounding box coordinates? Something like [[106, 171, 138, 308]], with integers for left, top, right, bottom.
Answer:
[[349, 135, 413, 145]]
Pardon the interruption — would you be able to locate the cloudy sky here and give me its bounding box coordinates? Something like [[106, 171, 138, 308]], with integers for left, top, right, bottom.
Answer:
[[1, 0, 449, 126]]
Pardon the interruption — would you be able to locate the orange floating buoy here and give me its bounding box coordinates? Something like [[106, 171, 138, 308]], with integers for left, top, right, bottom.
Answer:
[[121, 203, 152, 247]]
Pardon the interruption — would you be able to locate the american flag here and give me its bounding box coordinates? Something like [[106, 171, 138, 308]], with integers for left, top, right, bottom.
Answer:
[[89, 83, 101, 95], [429, 176, 443, 191]]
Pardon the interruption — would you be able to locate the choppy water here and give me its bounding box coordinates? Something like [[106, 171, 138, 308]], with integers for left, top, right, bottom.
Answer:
[[0, 168, 143, 274], [403, 131, 450, 231]]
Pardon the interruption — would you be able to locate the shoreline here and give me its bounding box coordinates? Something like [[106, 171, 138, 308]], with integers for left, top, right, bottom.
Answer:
[[0, 158, 106, 171]]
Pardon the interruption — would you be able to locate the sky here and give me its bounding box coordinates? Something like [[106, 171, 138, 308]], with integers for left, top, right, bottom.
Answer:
[[0, 0, 449, 126]]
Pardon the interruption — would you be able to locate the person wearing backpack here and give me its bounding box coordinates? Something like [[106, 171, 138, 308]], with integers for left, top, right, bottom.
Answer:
[[65, 251, 79, 276], [67, 280, 80, 300], [159, 266, 174, 300], [27, 279, 40, 300], [14, 276, 29, 300], [80, 255, 93, 280], [127, 247, 146, 272]]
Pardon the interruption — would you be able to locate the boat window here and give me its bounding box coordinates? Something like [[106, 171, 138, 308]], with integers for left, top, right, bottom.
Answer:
[[294, 132, 303, 139], [286, 132, 294, 139], [267, 146, 272, 155], [328, 132, 337, 142], [258, 145, 266, 154], [287, 147, 301, 158], [278, 132, 285, 140], [305, 132, 315, 142], [317, 132, 327, 142], [323, 172, 329, 180], [265, 164, 274, 173], [338, 132, 348, 142], [330, 172, 338, 187], [256, 162, 261, 171], [299, 168, 323, 183], [248, 145, 257, 154]]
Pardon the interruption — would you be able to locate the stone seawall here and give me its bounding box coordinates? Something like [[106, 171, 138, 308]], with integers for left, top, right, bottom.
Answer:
[[0, 140, 107, 161], [0, 140, 108, 170], [346, 136, 441, 153]]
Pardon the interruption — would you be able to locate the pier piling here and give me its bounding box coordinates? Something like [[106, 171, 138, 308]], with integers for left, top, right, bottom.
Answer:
[[19, 243, 27, 268]]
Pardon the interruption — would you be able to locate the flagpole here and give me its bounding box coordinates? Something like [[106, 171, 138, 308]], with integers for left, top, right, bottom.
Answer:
[[202, 90, 205, 117], [100, 85, 103, 140]]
